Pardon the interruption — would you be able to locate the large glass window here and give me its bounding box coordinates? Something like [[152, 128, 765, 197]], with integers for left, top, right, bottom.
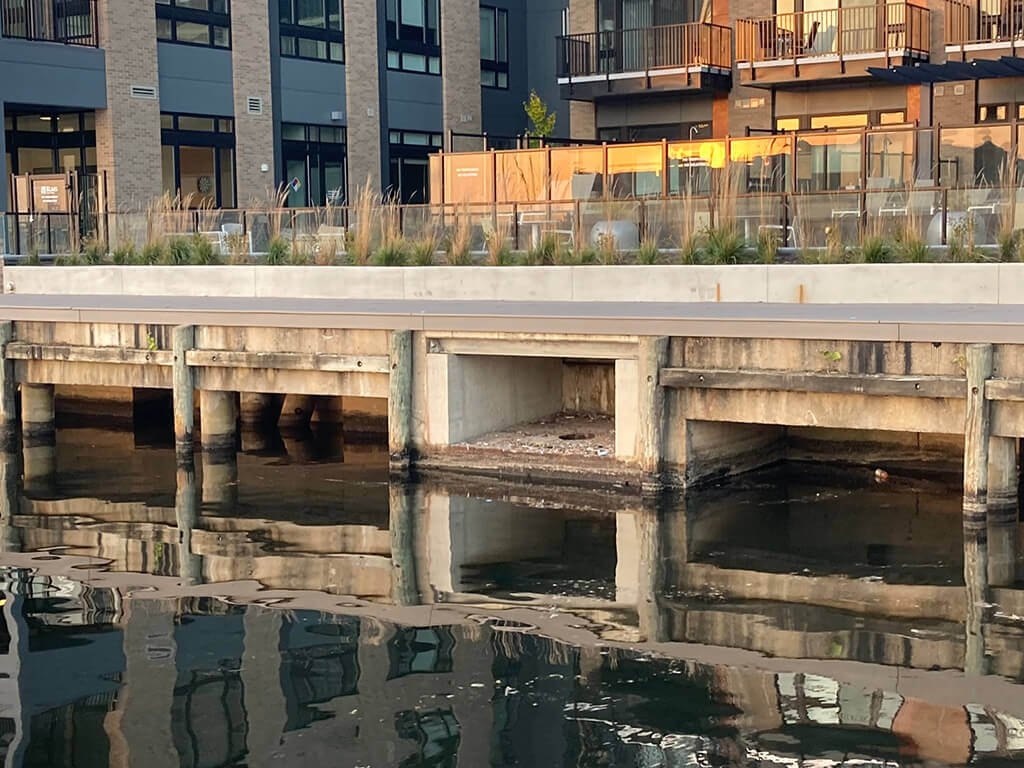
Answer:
[[3, 111, 96, 194], [160, 113, 236, 207], [796, 132, 863, 192], [939, 126, 1012, 188], [386, 0, 440, 74], [281, 123, 347, 207], [279, 0, 344, 62], [155, 0, 231, 48], [389, 130, 441, 203], [480, 6, 508, 88]]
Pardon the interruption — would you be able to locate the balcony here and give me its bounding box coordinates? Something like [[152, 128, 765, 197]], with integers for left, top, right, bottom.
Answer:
[[946, 0, 1024, 58], [736, 2, 929, 87], [556, 22, 732, 101], [1, 0, 97, 46]]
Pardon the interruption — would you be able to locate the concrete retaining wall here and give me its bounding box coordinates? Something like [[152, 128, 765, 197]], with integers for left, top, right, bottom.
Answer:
[[4, 263, 1024, 304]]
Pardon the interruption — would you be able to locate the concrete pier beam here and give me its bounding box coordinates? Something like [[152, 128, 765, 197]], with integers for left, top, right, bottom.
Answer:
[[277, 394, 316, 431], [388, 330, 413, 470], [173, 326, 196, 465], [963, 343, 993, 675], [988, 436, 1018, 588], [200, 390, 238, 509], [637, 336, 669, 490], [0, 322, 16, 451], [21, 384, 55, 489]]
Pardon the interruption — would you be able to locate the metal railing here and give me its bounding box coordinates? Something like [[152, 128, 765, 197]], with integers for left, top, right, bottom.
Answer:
[[557, 22, 732, 78], [0, 0, 98, 46], [736, 2, 929, 63], [945, 0, 1024, 44]]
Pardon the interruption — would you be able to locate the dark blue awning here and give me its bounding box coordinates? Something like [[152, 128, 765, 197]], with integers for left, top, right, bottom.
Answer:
[[868, 56, 1024, 84]]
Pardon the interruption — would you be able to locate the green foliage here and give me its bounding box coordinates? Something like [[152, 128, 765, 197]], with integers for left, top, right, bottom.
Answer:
[[164, 236, 193, 265], [146, 334, 158, 352], [576, 246, 597, 265], [525, 232, 558, 266], [373, 240, 409, 266], [893, 234, 930, 263], [288, 244, 311, 265], [411, 238, 437, 266], [998, 228, 1019, 263], [112, 241, 137, 265], [140, 242, 166, 265], [190, 233, 219, 265], [704, 225, 745, 265], [755, 229, 780, 265], [265, 236, 290, 265], [635, 237, 659, 265], [54, 252, 81, 266], [677, 233, 703, 265], [523, 90, 556, 138], [859, 235, 891, 264], [83, 237, 107, 265]]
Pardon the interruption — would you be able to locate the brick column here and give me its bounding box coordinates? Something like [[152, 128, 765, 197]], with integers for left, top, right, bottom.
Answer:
[[727, 0, 773, 134], [441, 0, 483, 137], [344, 0, 384, 194], [567, 0, 595, 139], [94, 0, 163, 210], [231, 1, 276, 207]]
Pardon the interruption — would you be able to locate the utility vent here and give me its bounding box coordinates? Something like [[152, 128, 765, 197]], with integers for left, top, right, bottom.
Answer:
[[129, 84, 158, 100], [246, 96, 264, 115]]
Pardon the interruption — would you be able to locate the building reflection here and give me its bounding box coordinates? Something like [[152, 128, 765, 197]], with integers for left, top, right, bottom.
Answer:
[[0, 436, 1019, 765]]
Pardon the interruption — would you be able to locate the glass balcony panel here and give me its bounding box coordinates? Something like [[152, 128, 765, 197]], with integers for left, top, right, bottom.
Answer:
[[667, 140, 724, 196], [796, 132, 863, 192], [867, 130, 914, 191], [550, 147, 604, 201], [734, 194, 786, 246], [792, 192, 861, 249], [644, 197, 712, 248], [607, 143, 664, 199], [580, 200, 642, 250], [730, 136, 792, 194], [513, 202, 576, 251], [946, 187, 1008, 246], [939, 125, 1012, 188]]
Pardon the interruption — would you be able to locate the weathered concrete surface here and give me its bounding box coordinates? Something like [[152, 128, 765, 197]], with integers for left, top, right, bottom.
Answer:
[[11, 263, 1024, 305]]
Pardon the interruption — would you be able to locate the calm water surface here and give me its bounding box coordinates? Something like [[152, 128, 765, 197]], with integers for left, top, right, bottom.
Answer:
[[0, 427, 1021, 767]]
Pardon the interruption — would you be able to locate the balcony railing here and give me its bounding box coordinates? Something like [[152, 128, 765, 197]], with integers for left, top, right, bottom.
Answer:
[[557, 22, 732, 79], [736, 2, 929, 63], [1, 0, 98, 46], [946, 0, 1024, 44]]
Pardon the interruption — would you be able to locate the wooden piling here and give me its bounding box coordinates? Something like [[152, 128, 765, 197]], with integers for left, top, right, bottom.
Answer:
[[963, 342, 993, 675], [637, 336, 669, 490], [0, 322, 16, 452], [175, 463, 202, 584], [389, 481, 420, 606], [172, 325, 196, 465], [988, 436, 1018, 588], [388, 330, 414, 469]]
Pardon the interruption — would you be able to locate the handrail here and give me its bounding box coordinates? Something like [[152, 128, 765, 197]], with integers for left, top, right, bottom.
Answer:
[[0, 0, 98, 47], [557, 21, 732, 78], [736, 2, 929, 63], [945, 0, 1024, 45]]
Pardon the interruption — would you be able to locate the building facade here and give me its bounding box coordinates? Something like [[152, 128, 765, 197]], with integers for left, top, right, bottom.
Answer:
[[0, 0, 569, 213], [558, 0, 1004, 140]]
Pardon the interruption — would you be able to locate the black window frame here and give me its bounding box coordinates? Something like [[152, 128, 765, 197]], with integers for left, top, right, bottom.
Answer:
[[479, 5, 508, 89], [155, 0, 231, 49], [160, 111, 236, 208], [388, 130, 440, 203], [385, 0, 441, 75], [280, 122, 348, 207], [4, 109, 97, 178], [279, 0, 344, 63]]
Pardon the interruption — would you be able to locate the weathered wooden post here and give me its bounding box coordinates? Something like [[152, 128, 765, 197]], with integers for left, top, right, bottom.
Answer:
[[636, 500, 668, 643], [963, 342, 992, 675], [175, 463, 202, 584], [388, 330, 414, 472], [988, 436, 1018, 588], [637, 336, 669, 492], [0, 321, 16, 452], [389, 480, 420, 606], [172, 325, 196, 465]]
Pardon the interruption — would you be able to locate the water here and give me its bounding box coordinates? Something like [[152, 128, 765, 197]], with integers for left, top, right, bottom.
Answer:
[[0, 426, 1021, 767]]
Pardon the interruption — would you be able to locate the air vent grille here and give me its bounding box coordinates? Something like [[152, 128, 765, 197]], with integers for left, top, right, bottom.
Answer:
[[129, 84, 158, 100]]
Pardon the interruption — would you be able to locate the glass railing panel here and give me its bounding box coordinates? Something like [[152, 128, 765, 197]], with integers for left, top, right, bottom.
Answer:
[[667, 140, 725, 197], [791, 192, 862, 250], [514, 202, 577, 252], [867, 130, 915, 191], [796, 132, 864, 193], [939, 125, 1013, 189], [945, 187, 1009, 246], [733, 194, 786, 246], [579, 200, 642, 250], [607, 143, 664, 199], [729, 135, 792, 193], [643, 197, 712, 248], [550, 147, 604, 201]]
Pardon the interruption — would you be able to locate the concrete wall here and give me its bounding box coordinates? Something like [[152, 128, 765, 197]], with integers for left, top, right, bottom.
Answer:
[[426, 354, 562, 444], [10, 263, 1024, 304]]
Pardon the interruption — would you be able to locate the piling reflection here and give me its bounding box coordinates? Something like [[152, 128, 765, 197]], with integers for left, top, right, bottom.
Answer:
[[0, 428, 1019, 766]]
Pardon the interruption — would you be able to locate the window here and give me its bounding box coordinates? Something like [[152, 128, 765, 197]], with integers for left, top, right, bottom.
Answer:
[[279, 0, 344, 62], [809, 113, 869, 130], [160, 113, 236, 207], [386, 0, 440, 74], [389, 130, 441, 203], [4, 111, 97, 196], [978, 104, 1008, 123], [775, 117, 800, 132], [480, 6, 508, 88], [155, 0, 230, 48], [281, 123, 347, 207]]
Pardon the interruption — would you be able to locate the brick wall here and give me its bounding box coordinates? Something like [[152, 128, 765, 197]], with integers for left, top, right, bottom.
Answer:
[[344, 0, 383, 194], [94, 0, 162, 211], [231, 1, 276, 206], [932, 81, 975, 126], [442, 0, 483, 136], [567, 0, 595, 138]]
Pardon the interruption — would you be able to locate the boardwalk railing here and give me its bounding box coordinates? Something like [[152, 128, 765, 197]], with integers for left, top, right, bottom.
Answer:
[[736, 2, 929, 63], [557, 22, 732, 78], [0, 0, 98, 46]]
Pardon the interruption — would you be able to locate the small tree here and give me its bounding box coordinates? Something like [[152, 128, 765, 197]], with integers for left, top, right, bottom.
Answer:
[[524, 90, 556, 141]]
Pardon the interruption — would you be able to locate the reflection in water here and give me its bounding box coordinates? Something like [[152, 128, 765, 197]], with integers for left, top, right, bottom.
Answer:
[[0, 428, 1019, 766]]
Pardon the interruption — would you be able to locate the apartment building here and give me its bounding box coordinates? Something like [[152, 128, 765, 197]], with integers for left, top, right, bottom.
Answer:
[[557, 0, 1012, 140], [0, 0, 568, 213]]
